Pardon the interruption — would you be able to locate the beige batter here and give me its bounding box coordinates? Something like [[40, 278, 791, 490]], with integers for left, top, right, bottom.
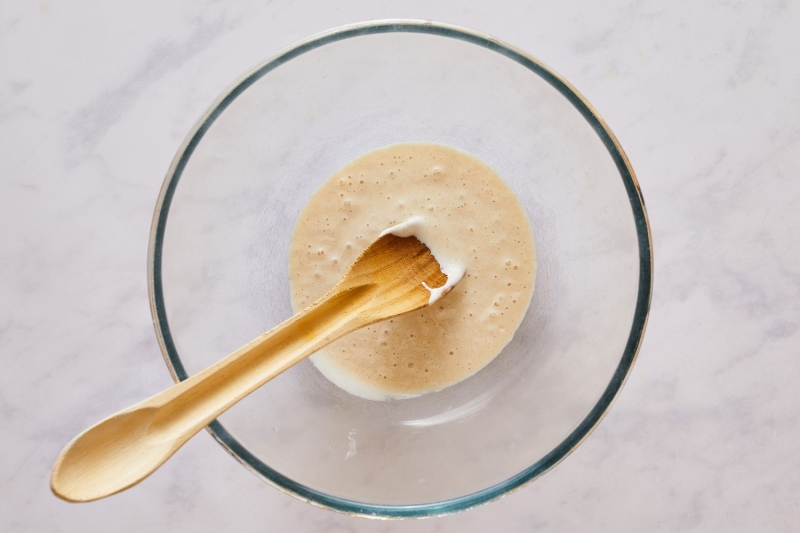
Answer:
[[288, 143, 536, 400]]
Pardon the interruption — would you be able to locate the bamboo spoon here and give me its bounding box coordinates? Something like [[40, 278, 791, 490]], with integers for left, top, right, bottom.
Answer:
[[52, 233, 458, 502]]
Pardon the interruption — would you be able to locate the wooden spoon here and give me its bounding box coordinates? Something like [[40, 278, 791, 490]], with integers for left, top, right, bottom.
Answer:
[[51, 233, 456, 502]]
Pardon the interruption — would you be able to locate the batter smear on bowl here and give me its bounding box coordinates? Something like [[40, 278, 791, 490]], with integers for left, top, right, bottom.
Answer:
[[289, 143, 536, 400]]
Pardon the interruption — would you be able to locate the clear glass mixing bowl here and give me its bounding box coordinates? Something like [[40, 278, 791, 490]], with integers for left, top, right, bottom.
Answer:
[[148, 20, 652, 517]]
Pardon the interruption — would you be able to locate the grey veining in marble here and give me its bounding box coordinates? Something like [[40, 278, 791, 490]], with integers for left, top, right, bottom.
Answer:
[[1, 0, 798, 531]]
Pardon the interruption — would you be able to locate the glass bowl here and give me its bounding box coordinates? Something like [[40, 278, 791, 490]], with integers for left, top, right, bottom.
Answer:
[[148, 20, 652, 518]]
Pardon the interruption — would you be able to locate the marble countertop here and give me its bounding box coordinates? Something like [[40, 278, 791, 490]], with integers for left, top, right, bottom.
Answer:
[[2, 1, 799, 531]]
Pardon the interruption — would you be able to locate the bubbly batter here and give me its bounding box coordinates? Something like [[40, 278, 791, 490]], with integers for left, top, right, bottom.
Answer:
[[288, 143, 536, 400]]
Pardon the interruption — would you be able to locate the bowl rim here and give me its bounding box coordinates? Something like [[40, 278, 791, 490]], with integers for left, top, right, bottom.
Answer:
[[147, 19, 654, 519]]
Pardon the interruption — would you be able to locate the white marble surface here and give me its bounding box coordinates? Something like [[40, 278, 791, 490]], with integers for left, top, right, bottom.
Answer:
[[2, 0, 799, 531]]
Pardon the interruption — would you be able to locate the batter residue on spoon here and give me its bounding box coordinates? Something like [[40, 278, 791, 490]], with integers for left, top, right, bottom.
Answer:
[[288, 143, 536, 400]]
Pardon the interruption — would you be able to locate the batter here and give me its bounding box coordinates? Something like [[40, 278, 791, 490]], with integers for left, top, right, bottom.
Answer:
[[288, 143, 536, 400]]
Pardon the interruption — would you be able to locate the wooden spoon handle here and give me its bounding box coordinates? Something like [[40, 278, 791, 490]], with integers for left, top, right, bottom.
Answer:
[[51, 285, 374, 502]]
